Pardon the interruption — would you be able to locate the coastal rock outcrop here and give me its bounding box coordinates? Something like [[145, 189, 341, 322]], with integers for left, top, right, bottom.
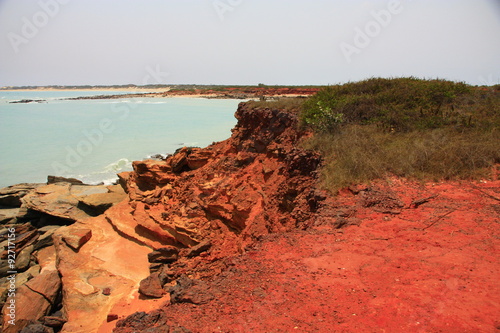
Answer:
[[116, 103, 322, 254], [0, 183, 44, 208], [47, 102, 324, 332], [3, 100, 499, 332], [22, 183, 126, 222], [113, 177, 500, 332], [1, 270, 61, 333], [9, 99, 45, 104], [0, 181, 128, 332], [52, 215, 153, 333]]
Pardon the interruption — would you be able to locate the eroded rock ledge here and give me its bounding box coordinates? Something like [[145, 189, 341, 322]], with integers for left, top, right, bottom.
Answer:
[[40, 102, 325, 332], [115, 103, 323, 251]]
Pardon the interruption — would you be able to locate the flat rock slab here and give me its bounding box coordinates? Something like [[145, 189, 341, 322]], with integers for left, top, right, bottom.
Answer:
[[0, 183, 44, 207], [22, 183, 90, 221], [53, 216, 152, 333], [0, 208, 20, 223], [80, 192, 126, 215], [22, 183, 126, 222]]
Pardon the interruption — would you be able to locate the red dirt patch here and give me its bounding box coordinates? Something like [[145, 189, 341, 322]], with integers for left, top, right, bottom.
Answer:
[[114, 179, 500, 332]]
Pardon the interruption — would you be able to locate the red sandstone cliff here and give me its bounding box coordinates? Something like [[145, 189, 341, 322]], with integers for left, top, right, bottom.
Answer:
[[3, 102, 499, 332], [118, 102, 323, 252], [49, 102, 326, 332]]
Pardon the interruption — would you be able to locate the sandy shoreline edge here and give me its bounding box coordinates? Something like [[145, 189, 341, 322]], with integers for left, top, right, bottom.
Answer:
[[2, 87, 320, 100], [0, 87, 171, 93]]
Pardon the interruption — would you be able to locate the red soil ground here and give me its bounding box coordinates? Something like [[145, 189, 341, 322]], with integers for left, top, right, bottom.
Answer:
[[116, 178, 500, 332]]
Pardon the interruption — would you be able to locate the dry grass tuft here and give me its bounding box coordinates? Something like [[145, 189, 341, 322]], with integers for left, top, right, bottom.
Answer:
[[303, 126, 500, 191], [298, 78, 500, 192]]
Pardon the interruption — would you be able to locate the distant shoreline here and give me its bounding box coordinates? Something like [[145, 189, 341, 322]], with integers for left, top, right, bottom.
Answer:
[[0, 87, 171, 93], [2, 86, 321, 101]]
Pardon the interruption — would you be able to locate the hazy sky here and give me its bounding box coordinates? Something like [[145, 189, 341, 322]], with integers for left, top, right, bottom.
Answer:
[[0, 0, 499, 86]]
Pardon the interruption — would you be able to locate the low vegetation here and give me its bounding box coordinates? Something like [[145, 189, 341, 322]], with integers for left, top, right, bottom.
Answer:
[[303, 125, 499, 191], [258, 77, 499, 192], [245, 97, 307, 114], [300, 77, 499, 131], [299, 77, 500, 191]]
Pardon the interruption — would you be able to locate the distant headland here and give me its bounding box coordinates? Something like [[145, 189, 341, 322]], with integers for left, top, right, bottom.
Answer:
[[1, 84, 322, 100]]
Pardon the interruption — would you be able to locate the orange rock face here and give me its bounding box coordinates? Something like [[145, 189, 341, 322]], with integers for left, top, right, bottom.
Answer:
[[52, 103, 323, 332], [53, 216, 152, 333], [49, 102, 500, 332], [117, 103, 322, 254]]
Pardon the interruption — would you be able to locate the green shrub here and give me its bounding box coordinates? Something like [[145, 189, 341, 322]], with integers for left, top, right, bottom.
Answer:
[[300, 77, 483, 132], [298, 78, 500, 192]]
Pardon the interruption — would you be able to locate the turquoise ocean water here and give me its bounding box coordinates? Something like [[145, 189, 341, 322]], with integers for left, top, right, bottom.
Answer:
[[0, 91, 241, 188]]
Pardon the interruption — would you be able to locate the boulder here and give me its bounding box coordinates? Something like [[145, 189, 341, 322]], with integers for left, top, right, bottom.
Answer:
[[106, 313, 119, 322], [185, 240, 212, 258], [170, 148, 189, 173], [60, 228, 92, 251], [115, 311, 169, 332], [138, 272, 166, 298], [117, 172, 131, 193]]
